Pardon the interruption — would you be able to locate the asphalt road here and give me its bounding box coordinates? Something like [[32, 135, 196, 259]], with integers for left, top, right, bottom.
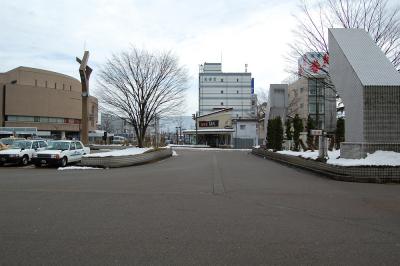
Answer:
[[1, 149, 400, 265]]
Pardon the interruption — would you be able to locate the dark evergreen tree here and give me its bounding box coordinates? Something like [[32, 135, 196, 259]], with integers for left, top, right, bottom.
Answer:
[[306, 115, 316, 150], [274, 117, 284, 151], [267, 119, 274, 150], [285, 118, 292, 140], [292, 114, 303, 151], [266, 117, 284, 151]]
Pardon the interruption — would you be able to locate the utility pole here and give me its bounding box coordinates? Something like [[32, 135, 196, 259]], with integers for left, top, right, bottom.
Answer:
[[76, 51, 92, 145], [192, 112, 198, 145]]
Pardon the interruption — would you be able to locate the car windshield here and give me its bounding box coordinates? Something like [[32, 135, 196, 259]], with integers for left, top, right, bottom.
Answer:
[[46, 142, 70, 151], [1, 139, 19, 145], [10, 141, 32, 149]]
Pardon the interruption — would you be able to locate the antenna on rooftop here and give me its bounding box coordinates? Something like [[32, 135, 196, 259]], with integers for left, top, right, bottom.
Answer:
[[245, 64, 248, 73]]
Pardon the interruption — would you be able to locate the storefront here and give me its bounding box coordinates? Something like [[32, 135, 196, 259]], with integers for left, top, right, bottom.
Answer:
[[183, 108, 234, 148]]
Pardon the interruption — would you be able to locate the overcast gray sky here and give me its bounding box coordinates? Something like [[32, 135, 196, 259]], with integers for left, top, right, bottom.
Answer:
[[0, 0, 299, 115]]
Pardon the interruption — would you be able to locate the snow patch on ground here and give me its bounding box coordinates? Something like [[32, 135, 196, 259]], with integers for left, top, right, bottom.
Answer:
[[58, 166, 102, 171], [328, 151, 400, 166], [172, 147, 251, 152], [167, 144, 210, 148], [277, 150, 400, 166], [172, 150, 178, 156], [83, 147, 152, 158]]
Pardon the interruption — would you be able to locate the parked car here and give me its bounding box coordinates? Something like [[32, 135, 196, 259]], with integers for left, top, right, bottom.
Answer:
[[0, 137, 25, 150], [112, 136, 127, 145], [0, 139, 48, 166], [32, 140, 90, 167]]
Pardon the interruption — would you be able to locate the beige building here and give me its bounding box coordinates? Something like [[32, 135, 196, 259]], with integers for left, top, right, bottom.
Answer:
[[288, 77, 309, 122], [0, 67, 98, 139], [183, 108, 258, 148]]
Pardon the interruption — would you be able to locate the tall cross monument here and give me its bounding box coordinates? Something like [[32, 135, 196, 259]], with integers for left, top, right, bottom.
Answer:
[[76, 51, 92, 145]]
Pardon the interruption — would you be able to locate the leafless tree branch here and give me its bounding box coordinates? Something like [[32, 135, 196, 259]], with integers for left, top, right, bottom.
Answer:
[[97, 47, 188, 147]]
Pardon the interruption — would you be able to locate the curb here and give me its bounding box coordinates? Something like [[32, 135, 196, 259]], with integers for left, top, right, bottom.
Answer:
[[81, 148, 173, 168], [252, 148, 400, 184]]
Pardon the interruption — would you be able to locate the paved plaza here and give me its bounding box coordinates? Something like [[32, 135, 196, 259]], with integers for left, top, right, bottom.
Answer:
[[1, 150, 400, 265]]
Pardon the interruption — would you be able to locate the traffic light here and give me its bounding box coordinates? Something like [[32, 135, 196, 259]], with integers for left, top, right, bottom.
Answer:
[[192, 114, 196, 120]]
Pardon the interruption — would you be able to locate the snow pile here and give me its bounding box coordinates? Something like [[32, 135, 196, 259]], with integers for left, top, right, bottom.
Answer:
[[328, 151, 400, 166], [58, 166, 102, 171], [83, 147, 152, 158], [277, 150, 400, 166], [172, 150, 178, 156]]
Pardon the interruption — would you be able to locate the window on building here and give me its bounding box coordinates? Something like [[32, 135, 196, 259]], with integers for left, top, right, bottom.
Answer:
[[70, 85, 72, 91], [237, 90, 239, 94], [221, 90, 224, 94], [40, 117, 49, 123], [240, 125, 246, 130], [55, 83, 57, 89], [213, 77, 216, 81], [34, 117, 40, 122], [221, 102, 224, 106], [45, 81, 48, 88], [221, 78, 224, 82], [300, 87, 304, 93], [35, 80, 38, 87], [237, 78, 239, 82], [6, 116, 17, 121], [63, 84, 65, 90], [300, 103, 304, 109]]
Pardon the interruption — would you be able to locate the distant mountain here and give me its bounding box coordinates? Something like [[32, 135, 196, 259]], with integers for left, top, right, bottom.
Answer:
[[159, 116, 195, 133]]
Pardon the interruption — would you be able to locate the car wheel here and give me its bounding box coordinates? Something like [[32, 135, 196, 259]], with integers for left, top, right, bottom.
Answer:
[[21, 155, 29, 166], [60, 157, 68, 167], [0, 162, 3, 166]]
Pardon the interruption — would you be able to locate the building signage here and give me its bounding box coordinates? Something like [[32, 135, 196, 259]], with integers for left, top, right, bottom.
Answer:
[[298, 52, 329, 78], [199, 120, 219, 127]]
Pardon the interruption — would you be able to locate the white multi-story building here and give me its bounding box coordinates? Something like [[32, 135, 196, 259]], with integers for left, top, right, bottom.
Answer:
[[199, 63, 256, 118]]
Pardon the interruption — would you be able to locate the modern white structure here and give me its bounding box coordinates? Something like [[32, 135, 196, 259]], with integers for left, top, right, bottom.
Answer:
[[267, 84, 288, 121], [199, 63, 256, 118], [329, 28, 400, 158]]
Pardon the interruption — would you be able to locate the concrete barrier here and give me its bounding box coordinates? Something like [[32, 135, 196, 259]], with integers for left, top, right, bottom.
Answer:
[[252, 148, 400, 183], [81, 148, 172, 168]]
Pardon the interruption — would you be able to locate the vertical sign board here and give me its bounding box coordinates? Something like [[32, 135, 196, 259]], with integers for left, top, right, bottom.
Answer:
[[251, 78, 255, 94]]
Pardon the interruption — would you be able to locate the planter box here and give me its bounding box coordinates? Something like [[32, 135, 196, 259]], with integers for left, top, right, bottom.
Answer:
[[252, 148, 400, 183], [81, 148, 172, 168]]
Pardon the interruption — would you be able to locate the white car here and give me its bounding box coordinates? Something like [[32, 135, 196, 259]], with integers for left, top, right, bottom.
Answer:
[[32, 140, 90, 167], [0, 140, 48, 166]]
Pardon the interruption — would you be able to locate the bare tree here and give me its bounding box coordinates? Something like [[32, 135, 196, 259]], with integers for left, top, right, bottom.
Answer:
[[289, 0, 400, 78], [101, 114, 113, 133], [98, 47, 188, 147], [256, 89, 269, 120]]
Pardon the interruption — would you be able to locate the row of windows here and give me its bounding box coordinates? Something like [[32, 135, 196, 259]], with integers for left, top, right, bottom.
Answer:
[[202, 77, 241, 83], [6, 116, 81, 124], [34, 79, 73, 91]]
